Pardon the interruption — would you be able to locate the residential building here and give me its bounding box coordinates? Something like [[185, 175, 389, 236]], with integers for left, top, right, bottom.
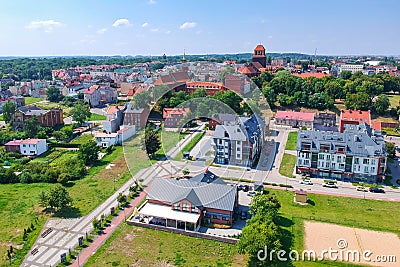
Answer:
[[314, 112, 337, 131], [5, 139, 47, 156], [185, 81, 226, 96], [224, 74, 250, 95], [99, 87, 117, 104], [12, 106, 63, 130], [339, 64, 364, 74], [94, 125, 135, 147], [123, 102, 149, 129], [163, 108, 190, 128], [84, 85, 102, 107], [212, 114, 264, 167], [209, 113, 238, 129], [102, 105, 125, 133], [339, 109, 371, 133], [275, 111, 315, 129], [296, 123, 387, 183], [153, 71, 190, 91], [136, 169, 238, 232]]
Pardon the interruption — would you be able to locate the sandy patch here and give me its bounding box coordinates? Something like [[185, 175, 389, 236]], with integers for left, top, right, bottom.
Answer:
[[304, 221, 399, 266]]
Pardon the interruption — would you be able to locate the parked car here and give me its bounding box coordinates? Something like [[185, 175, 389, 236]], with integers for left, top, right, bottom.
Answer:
[[356, 186, 368, 192], [237, 184, 245, 191], [369, 187, 385, 193], [323, 181, 338, 188], [247, 191, 257, 197], [242, 185, 249, 192], [300, 179, 313, 185]]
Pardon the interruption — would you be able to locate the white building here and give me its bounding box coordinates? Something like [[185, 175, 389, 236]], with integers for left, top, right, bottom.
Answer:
[[339, 64, 364, 74], [94, 125, 136, 147], [19, 139, 47, 156]]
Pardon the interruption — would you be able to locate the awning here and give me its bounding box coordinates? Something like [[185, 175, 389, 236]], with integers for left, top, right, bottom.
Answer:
[[139, 203, 200, 224]]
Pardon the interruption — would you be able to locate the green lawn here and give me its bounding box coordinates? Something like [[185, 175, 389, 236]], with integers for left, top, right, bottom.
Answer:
[[279, 153, 297, 178], [285, 131, 298, 150], [24, 97, 42, 105], [89, 113, 107, 121], [0, 114, 4, 121], [383, 127, 400, 137], [31, 148, 76, 164], [85, 224, 246, 267], [174, 131, 205, 161], [70, 134, 94, 145], [0, 134, 150, 266], [387, 94, 400, 109]]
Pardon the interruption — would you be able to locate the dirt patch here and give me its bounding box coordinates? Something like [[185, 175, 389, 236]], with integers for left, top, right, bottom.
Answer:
[[304, 221, 400, 266]]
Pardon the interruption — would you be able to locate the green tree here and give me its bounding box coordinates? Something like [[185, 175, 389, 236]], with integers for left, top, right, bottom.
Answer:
[[220, 65, 234, 84], [145, 126, 161, 157], [152, 84, 170, 101], [47, 185, 72, 210], [386, 142, 396, 158], [2, 100, 16, 124], [72, 102, 91, 125], [24, 116, 40, 137], [373, 94, 390, 115], [249, 194, 281, 222], [341, 71, 352, 80], [38, 191, 49, 209], [182, 168, 190, 175], [78, 140, 100, 165], [213, 90, 243, 114], [132, 91, 151, 108], [46, 86, 63, 102], [53, 130, 68, 142], [345, 92, 371, 110], [262, 86, 276, 107]]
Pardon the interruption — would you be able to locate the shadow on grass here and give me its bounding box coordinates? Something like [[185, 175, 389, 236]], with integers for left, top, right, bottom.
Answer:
[[53, 206, 82, 218], [308, 199, 315, 206]]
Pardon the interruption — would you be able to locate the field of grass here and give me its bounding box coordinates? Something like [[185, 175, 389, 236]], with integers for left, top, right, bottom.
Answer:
[[85, 224, 246, 267], [279, 153, 296, 178], [0, 133, 150, 266], [174, 131, 205, 160], [69, 134, 94, 145], [285, 131, 298, 150], [31, 148, 76, 164], [36, 101, 73, 117], [387, 93, 400, 109], [89, 113, 107, 121], [383, 127, 400, 137], [24, 97, 43, 105]]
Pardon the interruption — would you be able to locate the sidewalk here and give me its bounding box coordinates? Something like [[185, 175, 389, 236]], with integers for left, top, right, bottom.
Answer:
[[71, 191, 147, 267]]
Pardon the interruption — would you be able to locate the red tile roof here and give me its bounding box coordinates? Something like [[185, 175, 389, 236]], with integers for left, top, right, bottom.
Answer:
[[255, 44, 265, 51], [371, 121, 382, 131], [276, 111, 315, 122], [106, 106, 124, 115], [163, 108, 190, 119], [292, 72, 331, 79], [340, 110, 371, 124], [20, 139, 45, 145], [4, 140, 23, 146]]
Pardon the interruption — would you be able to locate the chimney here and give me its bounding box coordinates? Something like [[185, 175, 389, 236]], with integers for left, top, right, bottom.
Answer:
[[354, 135, 358, 142]]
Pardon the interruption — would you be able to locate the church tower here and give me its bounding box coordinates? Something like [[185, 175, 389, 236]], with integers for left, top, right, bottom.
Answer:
[[252, 44, 266, 68]]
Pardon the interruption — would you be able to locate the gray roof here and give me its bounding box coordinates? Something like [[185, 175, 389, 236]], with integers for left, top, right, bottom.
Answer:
[[214, 125, 247, 141], [124, 102, 145, 114], [147, 177, 237, 211], [190, 169, 226, 184], [214, 113, 237, 123], [296, 123, 386, 157]]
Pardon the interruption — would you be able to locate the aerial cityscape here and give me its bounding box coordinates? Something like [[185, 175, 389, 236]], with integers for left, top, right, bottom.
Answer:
[[0, 1, 400, 267]]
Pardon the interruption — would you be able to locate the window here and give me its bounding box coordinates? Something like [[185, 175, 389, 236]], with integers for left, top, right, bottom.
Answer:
[[371, 159, 376, 165], [182, 203, 189, 212], [298, 159, 302, 165], [212, 215, 219, 219], [332, 163, 336, 169], [222, 216, 229, 221], [305, 153, 310, 159], [364, 166, 369, 173], [318, 154, 324, 160], [354, 157, 359, 164], [371, 167, 375, 173], [192, 205, 198, 213], [363, 158, 369, 165], [237, 147, 240, 151], [326, 162, 330, 168], [173, 203, 180, 210], [326, 155, 331, 160]]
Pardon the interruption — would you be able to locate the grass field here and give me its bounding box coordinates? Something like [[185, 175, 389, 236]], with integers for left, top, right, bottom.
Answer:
[[24, 97, 43, 105], [285, 131, 298, 150], [31, 148, 76, 164], [151, 130, 181, 162], [0, 133, 150, 266], [383, 127, 400, 137], [387, 94, 400, 109], [89, 113, 107, 121], [279, 153, 297, 178], [36, 101, 73, 117], [69, 134, 94, 145], [85, 224, 246, 267]]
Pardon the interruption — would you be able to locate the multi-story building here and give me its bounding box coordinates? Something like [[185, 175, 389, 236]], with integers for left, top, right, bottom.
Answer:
[[339, 64, 364, 74], [185, 81, 226, 96], [123, 102, 149, 129], [275, 111, 315, 129], [212, 114, 265, 167], [339, 109, 371, 133], [84, 85, 102, 107], [163, 108, 190, 128], [5, 139, 47, 156], [12, 106, 63, 130], [296, 123, 387, 183]]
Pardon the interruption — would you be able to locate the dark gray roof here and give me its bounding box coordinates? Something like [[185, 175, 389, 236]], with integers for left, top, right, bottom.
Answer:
[[214, 114, 263, 144], [296, 123, 386, 157], [147, 177, 237, 211], [214, 113, 237, 123], [190, 169, 226, 184], [124, 102, 145, 114]]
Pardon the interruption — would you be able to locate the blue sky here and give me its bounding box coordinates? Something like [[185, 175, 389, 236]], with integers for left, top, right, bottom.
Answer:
[[0, 0, 398, 56]]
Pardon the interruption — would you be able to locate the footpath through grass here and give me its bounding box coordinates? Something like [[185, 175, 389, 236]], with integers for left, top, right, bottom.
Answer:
[[85, 223, 246, 267], [285, 131, 298, 150], [279, 153, 296, 178], [174, 131, 205, 160]]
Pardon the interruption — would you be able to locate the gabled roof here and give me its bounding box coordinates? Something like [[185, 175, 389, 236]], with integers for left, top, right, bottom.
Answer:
[[163, 108, 190, 119], [147, 177, 237, 211], [254, 44, 265, 51], [190, 169, 226, 184], [276, 111, 315, 122]]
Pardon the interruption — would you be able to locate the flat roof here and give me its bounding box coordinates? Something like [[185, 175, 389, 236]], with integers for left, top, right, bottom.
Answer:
[[139, 202, 200, 224]]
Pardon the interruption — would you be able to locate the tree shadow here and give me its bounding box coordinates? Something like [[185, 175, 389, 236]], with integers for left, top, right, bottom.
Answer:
[[275, 215, 294, 228], [307, 198, 315, 206], [53, 206, 82, 218], [63, 181, 76, 188]]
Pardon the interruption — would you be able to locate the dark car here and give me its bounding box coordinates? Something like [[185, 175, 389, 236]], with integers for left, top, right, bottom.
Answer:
[[369, 187, 385, 193], [242, 185, 249, 192], [237, 185, 245, 191]]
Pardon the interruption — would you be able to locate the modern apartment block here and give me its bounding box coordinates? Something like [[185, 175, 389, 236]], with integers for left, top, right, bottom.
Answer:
[[296, 123, 387, 183], [212, 114, 265, 167]]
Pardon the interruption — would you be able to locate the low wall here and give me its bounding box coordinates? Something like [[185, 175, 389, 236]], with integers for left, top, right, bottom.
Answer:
[[127, 220, 238, 244]]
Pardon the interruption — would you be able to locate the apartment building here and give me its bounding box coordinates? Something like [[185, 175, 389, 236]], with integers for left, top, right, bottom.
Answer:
[[296, 123, 387, 183]]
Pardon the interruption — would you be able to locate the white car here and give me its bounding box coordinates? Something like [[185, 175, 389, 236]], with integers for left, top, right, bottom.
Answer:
[[299, 179, 313, 185]]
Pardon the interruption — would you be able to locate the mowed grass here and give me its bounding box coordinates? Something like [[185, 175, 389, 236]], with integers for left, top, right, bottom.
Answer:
[[69, 134, 94, 145], [279, 153, 296, 178], [0, 134, 149, 265], [89, 113, 107, 121], [387, 93, 400, 109], [24, 97, 43, 105], [174, 131, 205, 160], [285, 131, 298, 150], [85, 224, 246, 267]]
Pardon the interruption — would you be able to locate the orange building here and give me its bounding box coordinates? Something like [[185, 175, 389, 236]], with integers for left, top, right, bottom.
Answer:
[[185, 81, 226, 96], [339, 110, 371, 133]]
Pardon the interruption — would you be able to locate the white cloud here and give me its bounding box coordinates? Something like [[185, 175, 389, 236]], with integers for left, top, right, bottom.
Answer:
[[179, 22, 197, 30], [25, 20, 62, 32], [112, 18, 131, 27], [150, 28, 159, 32], [142, 22, 149, 28], [148, 0, 156, 4], [165, 30, 171, 34], [96, 28, 107, 34]]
